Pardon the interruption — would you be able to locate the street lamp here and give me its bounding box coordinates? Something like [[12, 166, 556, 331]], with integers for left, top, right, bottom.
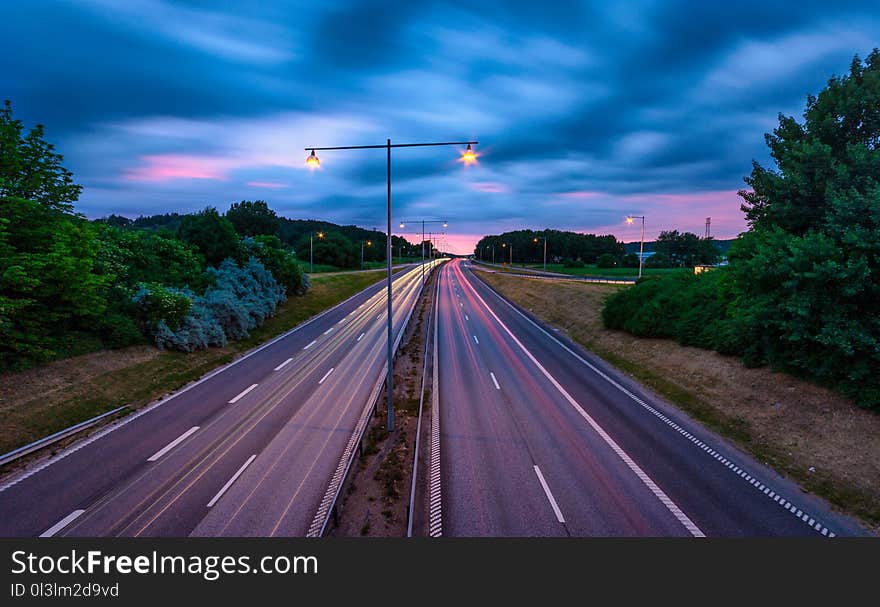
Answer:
[[533, 234, 548, 272], [310, 231, 324, 273], [399, 219, 449, 285], [304, 139, 477, 432], [361, 239, 372, 270], [626, 215, 646, 279]]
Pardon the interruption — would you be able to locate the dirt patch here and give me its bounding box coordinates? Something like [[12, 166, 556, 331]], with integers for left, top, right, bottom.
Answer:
[[328, 271, 436, 537], [477, 270, 880, 531]]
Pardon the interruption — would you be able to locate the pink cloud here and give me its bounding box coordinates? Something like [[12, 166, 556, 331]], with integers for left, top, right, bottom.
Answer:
[[469, 181, 510, 194], [557, 190, 602, 200], [247, 181, 287, 189], [123, 154, 235, 182]]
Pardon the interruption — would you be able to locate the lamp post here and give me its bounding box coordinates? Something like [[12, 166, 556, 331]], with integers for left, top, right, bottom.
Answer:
[[361, 240, 372, 270], [310, 231, 324, 273], [502, 242, 512, 265], [305, 139, 477, 432], [626, 215, 646, 279], [533, 234, 548, 272], [399, 219, 448, 286]]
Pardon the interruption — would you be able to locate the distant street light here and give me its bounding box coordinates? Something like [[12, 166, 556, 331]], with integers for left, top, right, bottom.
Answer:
[[533, 234, 548, 272], [304, 139, 477, 432], [399, 219, 449, 285], [361, 239, 372, 270], [502, 242, 513, 265], [310, 231, 324, 273], [626, 215, 646, 279]]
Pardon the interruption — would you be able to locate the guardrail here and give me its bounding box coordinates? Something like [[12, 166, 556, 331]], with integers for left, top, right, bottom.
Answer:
[[308, 259, 445, 537], [0, 405, 129, 468]]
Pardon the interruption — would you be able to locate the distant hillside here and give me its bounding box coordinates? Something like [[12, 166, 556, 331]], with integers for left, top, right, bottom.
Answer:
[[624, 238, 737, 255]]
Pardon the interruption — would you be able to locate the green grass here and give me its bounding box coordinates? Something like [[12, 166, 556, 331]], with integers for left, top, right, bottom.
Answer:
[[523, 263, 691, 278], [1, 270, 387, 455]]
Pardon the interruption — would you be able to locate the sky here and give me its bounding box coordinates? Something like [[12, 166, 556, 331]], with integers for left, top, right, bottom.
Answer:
[[2, 1, 879, 254]]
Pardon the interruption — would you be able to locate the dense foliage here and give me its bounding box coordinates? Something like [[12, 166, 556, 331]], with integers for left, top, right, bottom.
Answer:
[[475, 230, 623, 264], [604, 50, 880, 408], [1, 101, 313, 369]]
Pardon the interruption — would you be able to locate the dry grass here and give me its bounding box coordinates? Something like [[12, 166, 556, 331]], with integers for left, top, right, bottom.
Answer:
[[0, 271, 386, 456], [478, 270, 880, 529]]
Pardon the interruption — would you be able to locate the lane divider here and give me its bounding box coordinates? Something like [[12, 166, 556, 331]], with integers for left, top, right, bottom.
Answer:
[[39, 510, 85, 538], [304, 340, 316, 350], [273, 358, 293, 372], [207, 454, 256, 508], [534, 466, 565, 523], [228, 384, 258, 405], [357, 332, 365, 342], [318, 368, 335, 385], [147, 426, 200, 462], [490, 372, 501, 390]]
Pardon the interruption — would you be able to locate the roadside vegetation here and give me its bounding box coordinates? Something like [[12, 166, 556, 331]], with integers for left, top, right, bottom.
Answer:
[[603, 51, 880, 410], [0, 270, 386, 456]]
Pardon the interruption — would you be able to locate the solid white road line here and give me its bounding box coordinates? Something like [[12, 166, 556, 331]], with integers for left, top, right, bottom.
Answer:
[[490, 372, 501, 390], [464, 273, 705, 537], [39, 509, 86, 538], [534, 466, 565, 523], [319, 368, 335, 384], [207, 454, 257, 507], [357, 332, 365, 342], [273, 358, 293, 372], [147, 426, 200, 462], [473, 335, 479, 345], [304, 340, 316, 350], [228, 383, 258, 404]]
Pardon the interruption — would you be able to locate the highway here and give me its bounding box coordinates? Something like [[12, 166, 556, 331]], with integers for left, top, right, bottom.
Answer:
[[432, 259, 867, 536], [0, 261, 441, 537]]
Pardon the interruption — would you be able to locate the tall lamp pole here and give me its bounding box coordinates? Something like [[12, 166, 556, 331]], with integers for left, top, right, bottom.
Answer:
[[305, 140, 477, 432], [310, 231, 324, 273], [399, 219, 448, 286], [626, 215, 646, 279], [361, 240, 372, 270], [533, 235, 548, 272]]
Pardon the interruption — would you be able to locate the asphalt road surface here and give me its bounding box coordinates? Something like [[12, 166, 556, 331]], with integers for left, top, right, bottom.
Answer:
[[0, 261, 441, 537], [432, 258, 868, 537]]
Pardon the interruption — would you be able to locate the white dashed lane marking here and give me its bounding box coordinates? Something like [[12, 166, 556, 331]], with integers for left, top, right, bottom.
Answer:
[[147, 426, 200, 462], [228, 384, 258, 404]]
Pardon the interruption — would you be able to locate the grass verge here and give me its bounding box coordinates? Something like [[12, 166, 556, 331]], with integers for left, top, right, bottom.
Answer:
[[477, 270, 880, 530], [0, 270, 386, 457]]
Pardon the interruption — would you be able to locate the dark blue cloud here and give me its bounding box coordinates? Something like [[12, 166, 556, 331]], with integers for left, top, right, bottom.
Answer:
[[2, 0, 879, 251]]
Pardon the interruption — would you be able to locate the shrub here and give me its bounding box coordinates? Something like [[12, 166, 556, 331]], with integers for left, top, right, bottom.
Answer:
[[596, 253, 617, 268]]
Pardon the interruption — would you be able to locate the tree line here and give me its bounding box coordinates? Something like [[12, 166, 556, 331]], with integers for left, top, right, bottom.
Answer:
[[603, 50, 880, 409]]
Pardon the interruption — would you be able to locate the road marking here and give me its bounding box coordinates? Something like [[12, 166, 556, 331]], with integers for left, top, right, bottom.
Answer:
[[147, 426, 200, 462], [490, 372, 501, 390], [478, 276, 840, 538], [39, 509, 86, 538], [324, 328, 333, 335], [228, 383, 258, 404], [465, 314, 469, 321], [377, 314, 382, 320], [534, 466, 565, 523], [463, 272, 705, 537], [273, 358, 293, 371], [304, 340, 316, 350], [207, 454, 257, 507], [357, 332, 365, 342], [319, 368, 334, 384], [473, 335, 479, 345]]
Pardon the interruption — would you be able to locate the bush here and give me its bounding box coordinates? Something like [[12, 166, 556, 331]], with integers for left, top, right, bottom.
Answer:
[[596, 253, 617, 268], [563, 258, 585, 268], [622, 253, 640, 268]]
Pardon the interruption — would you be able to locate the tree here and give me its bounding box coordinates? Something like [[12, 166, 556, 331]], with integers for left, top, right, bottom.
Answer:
[[596, 253, 617, 268], [0, 100, 82, 214], [177, 207, 242, 266], [226, 200, 279, 237], [242, 235, 309, 295]]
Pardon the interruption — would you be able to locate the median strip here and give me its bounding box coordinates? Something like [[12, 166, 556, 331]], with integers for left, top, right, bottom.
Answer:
[[147, 426, 200, 462]]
